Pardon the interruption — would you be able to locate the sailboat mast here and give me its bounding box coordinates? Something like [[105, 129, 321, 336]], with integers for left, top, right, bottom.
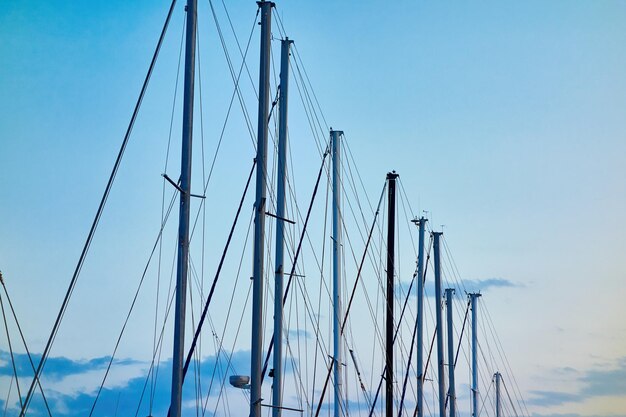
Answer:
[[170, 0, 197, 415], [251, 3, 274, 417], [272, 37, 292, 417], [414, 216, 427, 417], [494, 372, 502, 417], [331, 129, 344, 417], [432, 232, 446, 417], [445, 288, 456, 417], [469, 293, 482, 417], [385, 171, 398, 417]]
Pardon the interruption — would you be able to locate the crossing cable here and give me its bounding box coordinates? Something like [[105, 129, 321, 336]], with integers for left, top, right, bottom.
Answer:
[[209, 0, 258, 145], [482, 300, 530, 417], [180, 160, 256, 383], [150, 6, 186, 414], [17, 1, 178, 415], [411, 329, 438, 417], [397, 302, 418, 417], [478, 378, 495, 417], [309, 167, 332, 411], [132, 272, 177, 417], [259, 150, 330, 382], [149, 157, 254, 415], [370, 237, 434, 417], [501, 370, 522, 417], [313, 182, 387, 417], [0, 275, 52, 416], [441, 235, 520, 414], [88, 187, 178, 416], [0, 294, 23, 410], [3, 375, 13, 417], [197, 212, 256, 417], [441, 298, 471, 412]]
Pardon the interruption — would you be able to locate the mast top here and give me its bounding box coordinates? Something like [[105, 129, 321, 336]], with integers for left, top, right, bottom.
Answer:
[[386, 171, 399, 180], [411, 216, 428, 225]]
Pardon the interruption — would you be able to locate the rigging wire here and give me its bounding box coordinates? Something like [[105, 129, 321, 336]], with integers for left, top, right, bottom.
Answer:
[[18, 1, 179, 415], [478, 378, 495, 417], [133, 242, 179, 417], [501, 377, 521, 417], [201, 212, 255, 416], [89, 189, 179, 416], [0, 275, 52, 416], [207, 0, 258, 147], [0, 294, 23, 410], [314, 182, 387, 417], [152, 8, 186, 412], [180, 160, 256, 382], [2, 375, 13, 417], [260, 150, 330, 382]]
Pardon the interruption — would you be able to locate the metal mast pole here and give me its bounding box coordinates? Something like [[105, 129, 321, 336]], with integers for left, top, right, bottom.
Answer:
[[432, 232, 446, 417], [413, 217, 427, 417], [469, 293, 482, 417], [385, 171, 399, 417], [251, 3, 274, 417], [494, 372, 501, 417], [169, 0, 197, 415], [272, 37, 292, 417], [331, 129, 344, 417], [445, 288, 456, 417]]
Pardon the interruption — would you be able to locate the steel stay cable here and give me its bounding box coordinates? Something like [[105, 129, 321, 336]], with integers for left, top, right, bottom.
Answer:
[[441, 298, 471, 412], [151, 7, 186, 413], [0, 276, 52, 416], [89, 187, 178, 416], [313, 182, 386, 417], [3, 374, 13, 417], [370, 236, 433, 417], [398, 307, 418, 417], [440, 234, 526, 416], [133, 269, 177, 417], [0, 294, 23, 410], [501, 377, 521, 417], [202, 212, 256, 417], [482, 299, 530, 417], [478, 378, 495, 417], [18, 1, 178, 415], [259, 150, 329, 382], [179, 160, 255, 383], [412, 327, 438, 417], [209, 0, 258, 144]]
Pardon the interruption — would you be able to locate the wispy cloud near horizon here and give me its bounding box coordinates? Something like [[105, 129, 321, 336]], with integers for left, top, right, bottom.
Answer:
[[0, 349, 251, 417], [398, 277, 521, 298], [527, 357, 626, 409]]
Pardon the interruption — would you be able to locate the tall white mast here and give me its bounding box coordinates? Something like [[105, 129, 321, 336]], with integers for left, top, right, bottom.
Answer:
[[272, 37, 292, 417], [432, 232, 446, 417], [169, 0, 197, 415], [250, 3, 274, 417], [331, 129, 344, 417]]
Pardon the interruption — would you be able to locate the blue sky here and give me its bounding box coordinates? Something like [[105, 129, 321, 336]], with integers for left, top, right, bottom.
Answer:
[[1, 1, 625, 417]]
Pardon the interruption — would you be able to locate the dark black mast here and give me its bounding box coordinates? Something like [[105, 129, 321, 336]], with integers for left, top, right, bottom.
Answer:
[[385, 171, 398, 417]]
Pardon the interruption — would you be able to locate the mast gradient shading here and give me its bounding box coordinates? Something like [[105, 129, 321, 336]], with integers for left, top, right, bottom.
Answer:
[[445, 288, 456, 417], [251, 3, 274, 417], [469, 293, 482, 417], [331, 129, 344, 417], [432, 232, 446, 417], [170, 0, 197, 415], [413, 216, 427, 417], [272, 37, 292, 417]]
